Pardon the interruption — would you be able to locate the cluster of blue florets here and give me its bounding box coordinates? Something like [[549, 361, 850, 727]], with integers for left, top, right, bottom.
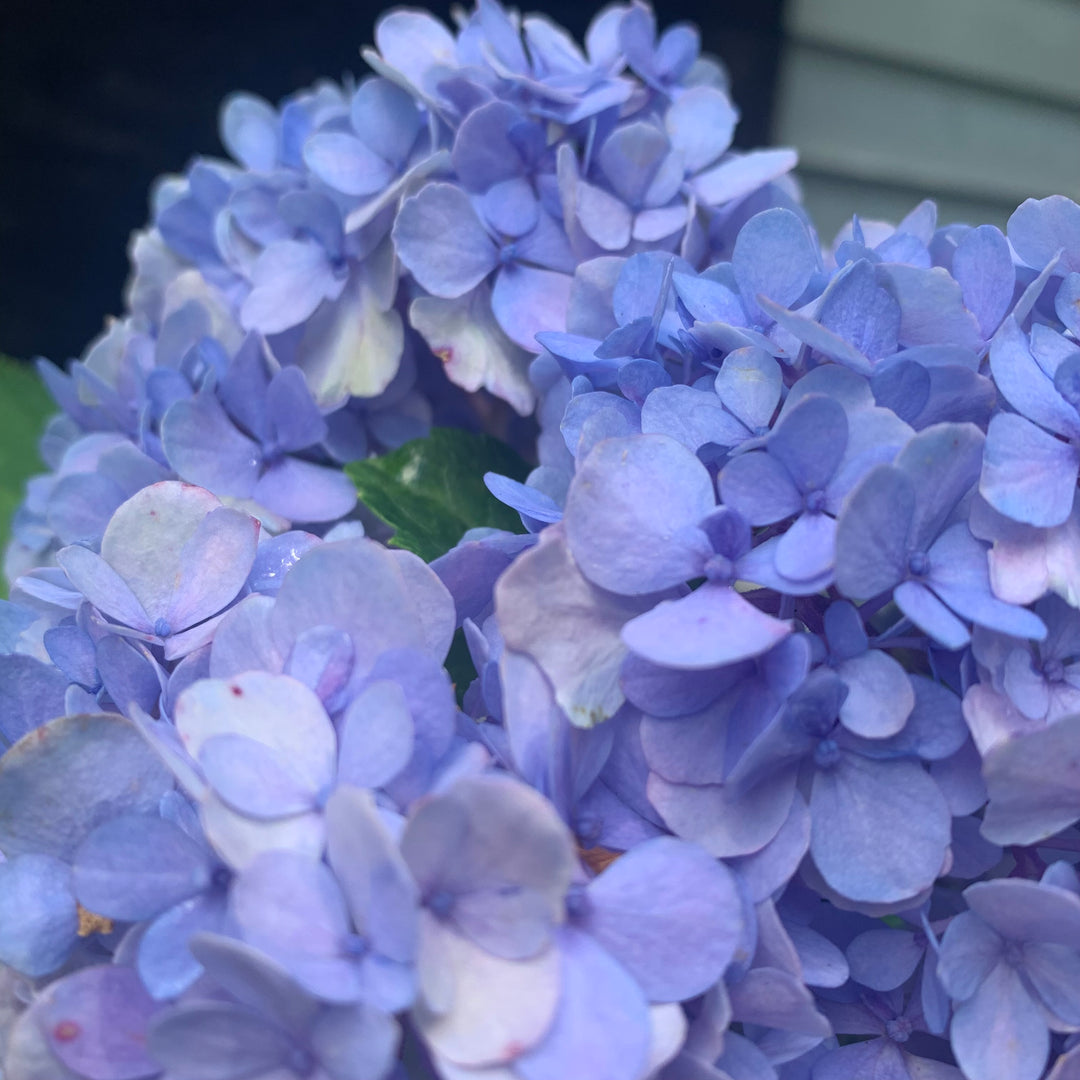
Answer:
[[2, 3, 1080, 1080]]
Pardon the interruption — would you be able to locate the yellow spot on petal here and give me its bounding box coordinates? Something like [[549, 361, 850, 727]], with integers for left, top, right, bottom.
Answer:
[[76, 904, 114, 937]]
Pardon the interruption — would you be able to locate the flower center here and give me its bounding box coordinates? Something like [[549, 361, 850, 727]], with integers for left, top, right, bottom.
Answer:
[[885, 1017, 913, 1043], [703, 553, 735, 585], [341, 932, 369, 958], [813, 738, 842, 770], [1042, 657, 1065, 684], [907, 551, 930, 577], [428, 889, 456, 918], [287, 1047, 316, 1076]]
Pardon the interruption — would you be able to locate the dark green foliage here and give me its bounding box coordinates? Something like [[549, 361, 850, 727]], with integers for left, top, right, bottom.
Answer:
[[346, 427, 529, 564]]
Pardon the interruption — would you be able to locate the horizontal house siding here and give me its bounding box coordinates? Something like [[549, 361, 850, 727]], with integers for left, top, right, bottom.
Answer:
[[773, 0, 1080, 239]]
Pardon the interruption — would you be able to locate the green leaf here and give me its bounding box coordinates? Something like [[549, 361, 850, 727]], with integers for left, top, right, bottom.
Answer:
[[346, 427, 530, 564], [0, 356, 54, 589]]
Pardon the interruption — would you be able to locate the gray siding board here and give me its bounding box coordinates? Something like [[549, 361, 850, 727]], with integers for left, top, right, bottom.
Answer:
[[774, 0, 1080, 233], [785, 0, 1080, 106], [774, 46, 1080, 204]]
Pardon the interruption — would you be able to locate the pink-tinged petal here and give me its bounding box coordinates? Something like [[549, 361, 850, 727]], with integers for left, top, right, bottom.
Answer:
[[623, 585, 791, 670], [175, 672, 336, 796], [981, 714, 1080, 845], [491, 264, 573, 352], [55, 546, 151, 632], [40, 965, 162, 1080], [585, 836, 743, 1002], [97, 482, 228, 627], [414, 917, 561, 1067], [981, 412, 1080, 528], [286, 625, 354, 706], [163, 610, 230, 662], [1047, 1045, 1080, 1080]]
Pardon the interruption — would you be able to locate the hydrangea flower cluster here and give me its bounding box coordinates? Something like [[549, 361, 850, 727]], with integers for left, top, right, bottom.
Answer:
[[4, 5, 1080, 1080], [6, 0, 793, 585]]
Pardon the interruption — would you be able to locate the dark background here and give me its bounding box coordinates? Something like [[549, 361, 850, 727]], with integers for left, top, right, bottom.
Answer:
[[0, 0, 784, 364]]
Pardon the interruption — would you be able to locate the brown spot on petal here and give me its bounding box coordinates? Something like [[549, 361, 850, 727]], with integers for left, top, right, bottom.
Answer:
[[77, 904, 114, 937], [578, 845, 621, 875], [53, 1020, 81, 1042], [434, 347, 455, 365], [230, 684, 243, 697]]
